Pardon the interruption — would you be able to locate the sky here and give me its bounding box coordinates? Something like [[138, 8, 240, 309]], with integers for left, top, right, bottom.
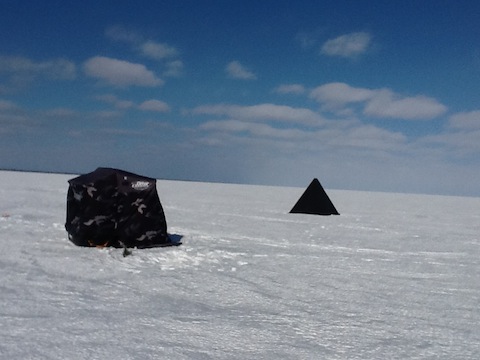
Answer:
[[1, 0, 480, 196]]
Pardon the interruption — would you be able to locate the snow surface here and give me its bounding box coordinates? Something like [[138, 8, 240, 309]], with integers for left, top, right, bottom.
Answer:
[[1, 170, 479, 359]]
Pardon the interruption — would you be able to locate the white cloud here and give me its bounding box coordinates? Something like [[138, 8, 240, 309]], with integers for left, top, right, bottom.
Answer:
[[448, 110, 480, 129], [41, 108, 77, 118], [0, 55, 76, 80], [0, 103, 77, 134], [0, 55, 76, 93], [104, 26, 183, 81], [0, 100, 23, 132], [95, 94, 134, 109], [419, 110, 480, 157], [200, 119, 308, 140], [140, 40, 178, 60], [420, 130, 480, 156], [83, 56, 163, 87], [321, 32, 371, 58], [0, 112, 33, 134], [96, 95, 170, 112], [310, 82, 447, 120], [138, 99, 170, 112], [339, 124, 407, 151], [94, 110, 123, 119], [225, 61, 256, 80], [105, 25, 179, 61], [105, 25, 141, 44], [364, 90, 447, 120], [197, 114, 408, 163], [164, 60, 184, 77], [295, 31, 319, 49], [310, 82, 373, 106], [193, 103, 324, 126], [0, 99, 17, 110], [39, 58, 76, 80], [274, 84, 306, 95]]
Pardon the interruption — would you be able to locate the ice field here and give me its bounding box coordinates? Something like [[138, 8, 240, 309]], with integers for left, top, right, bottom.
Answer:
[[1, 170, 479, 359]]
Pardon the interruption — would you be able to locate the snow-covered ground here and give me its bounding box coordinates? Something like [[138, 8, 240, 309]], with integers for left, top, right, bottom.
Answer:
[[1, 170, 479, 359]]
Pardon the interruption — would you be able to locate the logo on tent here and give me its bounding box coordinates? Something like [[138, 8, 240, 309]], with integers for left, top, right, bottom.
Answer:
[[131, 181, 150, 190]]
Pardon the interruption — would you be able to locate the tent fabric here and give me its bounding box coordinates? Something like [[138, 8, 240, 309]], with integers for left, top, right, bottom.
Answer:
[[290, 178, 340, 215], [65, 167, 176, 248]]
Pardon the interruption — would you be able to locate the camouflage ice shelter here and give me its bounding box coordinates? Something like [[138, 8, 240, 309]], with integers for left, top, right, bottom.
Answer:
[[65, 167, 177, 248]]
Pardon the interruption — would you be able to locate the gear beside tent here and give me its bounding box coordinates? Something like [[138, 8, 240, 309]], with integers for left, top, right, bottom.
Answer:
[[290, 178, 340, 215], [65, 167, 180, 249]]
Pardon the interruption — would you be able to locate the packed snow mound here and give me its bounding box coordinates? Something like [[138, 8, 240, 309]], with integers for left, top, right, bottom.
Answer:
[[1, 170, 479, 359]]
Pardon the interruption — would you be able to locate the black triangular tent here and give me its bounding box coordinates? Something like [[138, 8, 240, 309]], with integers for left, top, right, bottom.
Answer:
[[65, 167, 179, 248], [290, 178, 340, 215]]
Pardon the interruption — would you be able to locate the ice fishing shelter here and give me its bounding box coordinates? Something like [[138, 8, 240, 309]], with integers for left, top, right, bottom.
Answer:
[[65, 167, 176, 248], [290, 178, 340, 215]]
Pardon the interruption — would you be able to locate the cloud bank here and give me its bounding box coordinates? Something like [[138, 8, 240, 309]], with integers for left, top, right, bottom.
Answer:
[[321, 32, 372, 58], [310, 82, 447, 119], [225, 61, 257, 80], [83, 56, 163, 87]]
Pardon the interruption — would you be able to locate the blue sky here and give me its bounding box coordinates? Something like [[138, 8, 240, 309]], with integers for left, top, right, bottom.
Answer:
[[1, 0, 480, 196]]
